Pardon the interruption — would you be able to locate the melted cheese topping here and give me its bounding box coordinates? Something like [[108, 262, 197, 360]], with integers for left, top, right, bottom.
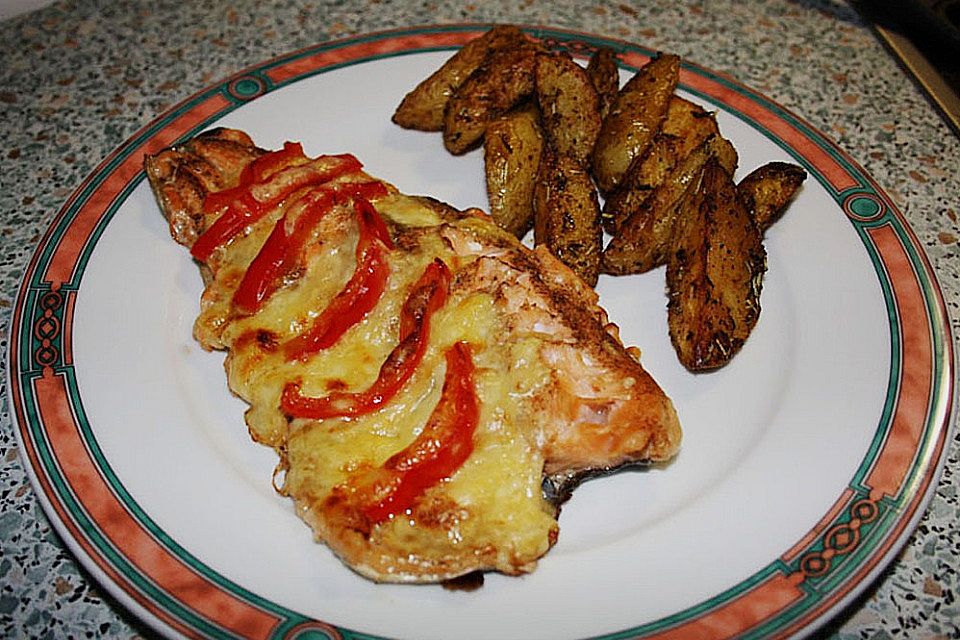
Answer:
[[198, 181, 559, 579]]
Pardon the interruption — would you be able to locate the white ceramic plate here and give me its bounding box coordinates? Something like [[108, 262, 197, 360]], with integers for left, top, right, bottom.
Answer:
[[9, 26, 954, 640]]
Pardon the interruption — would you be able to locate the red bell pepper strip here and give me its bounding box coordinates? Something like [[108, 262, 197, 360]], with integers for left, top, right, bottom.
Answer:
[[191, 147, 362, 262], [361, 341, 478, 523], [246, 141, 306, 182], [248, 154, 362, 212], [200, 142, 306, 215], [285, 243, 389, 356], [189, 192, 261, 262], [232, 218, 291, 314], [232, 182, 388, 315], [191, 142, 306, 261], [281, 259, 451, 418], [283, 181, 388, 260], [281, 197, 393, 357]]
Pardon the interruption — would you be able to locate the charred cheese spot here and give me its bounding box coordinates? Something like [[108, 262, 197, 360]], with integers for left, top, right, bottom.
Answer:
[[324, 378, 349, 391], [233, 329, 281, 353]]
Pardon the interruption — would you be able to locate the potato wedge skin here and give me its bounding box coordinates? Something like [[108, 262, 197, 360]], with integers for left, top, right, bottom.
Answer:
[[602, 134, 738, 275], [590, 53, 680, 194], [484, 104, 544, 238], [585, 46, 620, 120], [737, 161, 807, 231], [534, 145, 602, 286], [392, 26, 527, 132], [535, 52, 602, 165], [443, 43, 541, 155], [666, 159, 766, 371], [601, 96, 719, 233]]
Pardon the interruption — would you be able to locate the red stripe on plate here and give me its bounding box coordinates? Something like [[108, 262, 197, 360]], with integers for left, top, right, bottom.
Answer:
[[779, 415, 951, 638], [19, 373, 202, 639], [863, 224, 933, 500], [43, 95, 229, 288], [652, 572, 806, 639], [265, 30, 489, 85], [620, 50, 858, 193], [33, 369, 283, 639], [781, 488, 856, 563], [682, 69, 858, 193]]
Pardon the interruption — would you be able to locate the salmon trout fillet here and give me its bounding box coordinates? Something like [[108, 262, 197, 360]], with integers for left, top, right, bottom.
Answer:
[[144, 128, 681, 583]]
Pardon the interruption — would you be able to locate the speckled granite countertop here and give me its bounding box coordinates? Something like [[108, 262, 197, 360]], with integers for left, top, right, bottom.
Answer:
[[1, 1, 957, 638]]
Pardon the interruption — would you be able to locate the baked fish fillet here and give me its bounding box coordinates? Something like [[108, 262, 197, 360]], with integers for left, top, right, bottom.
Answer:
[[144, 128, 681, 583]]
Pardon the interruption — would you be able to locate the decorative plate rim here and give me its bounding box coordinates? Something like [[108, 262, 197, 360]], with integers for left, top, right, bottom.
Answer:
[[7, 23, 956, 640]]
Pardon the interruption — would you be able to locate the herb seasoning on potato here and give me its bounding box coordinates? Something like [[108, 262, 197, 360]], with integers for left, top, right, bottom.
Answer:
[[590, 53, 680, 194], [393, 26, 806, 371], [484, 104, 544, 238], [666, 158, 766, 370]]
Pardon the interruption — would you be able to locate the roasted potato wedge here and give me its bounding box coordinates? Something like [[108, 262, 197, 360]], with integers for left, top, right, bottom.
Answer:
[[534, 144, 603, 286], [591, 53, 680, 194], [602, 134, 738, 275], [484, 104, 544, 238], [737, 161, 807, 231], [392, 25, 527, 131], [602, 96, 719, 233], [666, 159, 766, 371], [443, 42, 543, 155], [392, 30, 801, 371], [585, 46, 620, 120], [535, 51, 602, 165]]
